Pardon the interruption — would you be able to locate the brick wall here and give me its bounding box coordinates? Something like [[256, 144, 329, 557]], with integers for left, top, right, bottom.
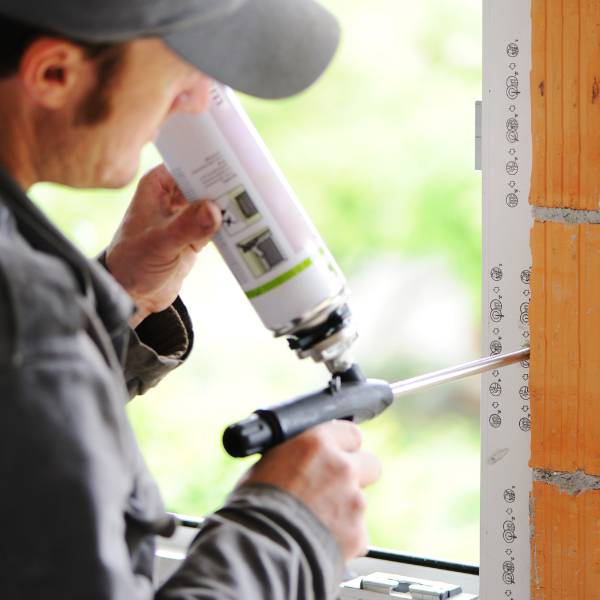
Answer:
[[530, 0, 600, 597]]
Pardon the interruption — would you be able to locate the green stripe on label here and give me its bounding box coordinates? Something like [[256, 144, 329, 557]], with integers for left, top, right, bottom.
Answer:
[[245, 258, 313, 299]]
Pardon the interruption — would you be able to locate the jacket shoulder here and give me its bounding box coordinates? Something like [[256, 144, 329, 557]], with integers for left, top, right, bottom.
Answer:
[[0, 204, 85, 366]]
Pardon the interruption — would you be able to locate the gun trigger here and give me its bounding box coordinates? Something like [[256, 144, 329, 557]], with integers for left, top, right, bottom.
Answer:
[[329, 376, 342, 394]]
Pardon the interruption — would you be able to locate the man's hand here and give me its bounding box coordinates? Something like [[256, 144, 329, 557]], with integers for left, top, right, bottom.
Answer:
[[106, 165, 222, 327], [243, 420, 381, 561]]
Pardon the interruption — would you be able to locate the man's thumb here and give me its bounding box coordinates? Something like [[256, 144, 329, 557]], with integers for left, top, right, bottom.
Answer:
[[195, 201, 221, 231], [164, 200, 222, 251]]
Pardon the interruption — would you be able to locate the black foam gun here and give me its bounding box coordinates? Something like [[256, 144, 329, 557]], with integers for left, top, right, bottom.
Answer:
[[222, 347, 530, 458], [223, 365, 392, 458]]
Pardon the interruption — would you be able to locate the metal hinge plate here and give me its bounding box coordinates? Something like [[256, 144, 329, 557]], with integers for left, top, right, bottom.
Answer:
[[340, 571, 478, 600]]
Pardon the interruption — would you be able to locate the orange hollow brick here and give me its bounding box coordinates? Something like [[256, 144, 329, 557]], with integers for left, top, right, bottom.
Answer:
[[531, 481, 600, 600], [530, 0, 600, 210], [530, 221, 600, 474]]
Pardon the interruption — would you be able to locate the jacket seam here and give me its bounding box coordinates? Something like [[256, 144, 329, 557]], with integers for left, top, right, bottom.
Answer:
[[0, 260, 22, 369]]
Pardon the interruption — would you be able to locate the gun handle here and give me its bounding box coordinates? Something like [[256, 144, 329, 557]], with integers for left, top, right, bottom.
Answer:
[[223, 379, 393, 458]]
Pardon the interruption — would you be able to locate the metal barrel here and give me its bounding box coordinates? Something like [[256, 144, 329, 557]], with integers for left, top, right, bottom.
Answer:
[[390, 347, 530, 399]]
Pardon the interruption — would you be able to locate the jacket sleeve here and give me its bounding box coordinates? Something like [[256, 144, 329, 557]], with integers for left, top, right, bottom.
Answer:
[[157, 484, 344, 600], [124, 296, 194, 397], [0, 260, 342, 600], [94, 252, 194, 398]]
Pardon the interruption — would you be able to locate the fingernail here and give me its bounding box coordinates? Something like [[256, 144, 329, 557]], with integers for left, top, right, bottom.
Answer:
[[198, 203, 216, 229]]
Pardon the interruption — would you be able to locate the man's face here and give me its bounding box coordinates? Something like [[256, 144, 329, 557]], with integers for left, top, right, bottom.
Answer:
[[54, 39, 211, 189]]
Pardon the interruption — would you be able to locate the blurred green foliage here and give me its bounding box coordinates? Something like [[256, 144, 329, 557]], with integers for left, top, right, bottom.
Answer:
[[31, 0, 482, 565]]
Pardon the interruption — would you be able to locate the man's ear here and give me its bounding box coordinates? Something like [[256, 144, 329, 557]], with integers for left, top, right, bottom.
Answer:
[[19, 38, 88, 110]]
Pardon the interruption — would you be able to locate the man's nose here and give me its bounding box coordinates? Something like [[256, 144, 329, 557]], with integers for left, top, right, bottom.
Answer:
[[171, 75, 212, 114]]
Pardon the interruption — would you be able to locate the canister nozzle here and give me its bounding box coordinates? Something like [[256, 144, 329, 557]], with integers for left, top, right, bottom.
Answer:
[[286, 303, 357, 373]]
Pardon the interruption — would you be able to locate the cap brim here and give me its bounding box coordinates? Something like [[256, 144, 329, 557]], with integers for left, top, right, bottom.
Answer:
[[163, 0, 340, 99]]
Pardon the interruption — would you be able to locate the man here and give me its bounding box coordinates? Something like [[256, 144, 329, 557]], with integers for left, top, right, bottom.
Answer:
[[0, 1, 382, 598]]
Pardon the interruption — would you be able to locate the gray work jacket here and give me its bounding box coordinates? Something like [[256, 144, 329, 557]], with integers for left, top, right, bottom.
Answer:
[[0, 168, 343, 599]]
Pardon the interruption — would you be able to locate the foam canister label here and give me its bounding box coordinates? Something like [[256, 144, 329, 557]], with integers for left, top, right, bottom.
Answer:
[[155, 84, 346, 333]]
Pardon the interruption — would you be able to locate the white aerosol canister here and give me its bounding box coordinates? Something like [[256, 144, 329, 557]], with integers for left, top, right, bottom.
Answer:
[[155, 84, 356, 374]]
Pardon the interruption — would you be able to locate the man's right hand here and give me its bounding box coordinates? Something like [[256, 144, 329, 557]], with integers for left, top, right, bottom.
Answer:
[[242, 420, 381, 561]]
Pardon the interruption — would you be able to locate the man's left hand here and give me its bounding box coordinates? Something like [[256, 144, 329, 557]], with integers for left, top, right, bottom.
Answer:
[[106, 164, 221, 327]]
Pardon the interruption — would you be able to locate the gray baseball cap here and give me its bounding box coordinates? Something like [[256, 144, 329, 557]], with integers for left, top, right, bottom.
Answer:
[[0, 0, 340, 99]]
